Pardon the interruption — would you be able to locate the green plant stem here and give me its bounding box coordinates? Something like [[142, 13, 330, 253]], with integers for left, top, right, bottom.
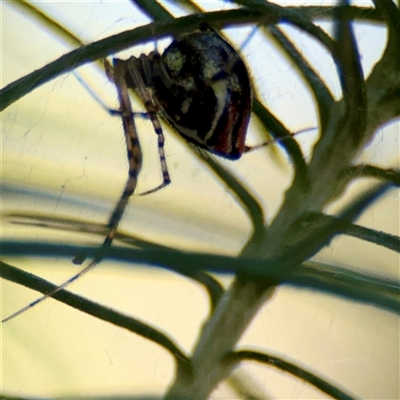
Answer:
[[226, 349, 358, 399], [0, 260, 190, 375], [165, 2, 400, 393], [2, 240, 399, 313]]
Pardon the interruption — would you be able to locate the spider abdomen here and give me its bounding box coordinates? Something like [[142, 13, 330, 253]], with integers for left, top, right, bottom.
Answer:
[[151, 28, 252, 160]]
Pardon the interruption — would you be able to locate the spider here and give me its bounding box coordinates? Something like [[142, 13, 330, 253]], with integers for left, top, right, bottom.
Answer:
[[3, 24, 254, 322], [5, 23, 302, 322], [105, 23, 253, 248]]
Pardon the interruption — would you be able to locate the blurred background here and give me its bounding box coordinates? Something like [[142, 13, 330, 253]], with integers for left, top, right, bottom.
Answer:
[[2, 0, 399, 398]]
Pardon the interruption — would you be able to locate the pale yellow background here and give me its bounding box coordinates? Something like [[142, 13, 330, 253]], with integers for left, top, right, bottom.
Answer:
[[2, 1, 399, 399]]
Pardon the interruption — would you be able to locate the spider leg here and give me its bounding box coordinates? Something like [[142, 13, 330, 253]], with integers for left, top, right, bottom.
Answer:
[[73, 58, 145, 260], [1, 252, 105, 323], [244, 127, 317, 154], [125, 58, 171, 196], [103, 58, 143, 246]]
